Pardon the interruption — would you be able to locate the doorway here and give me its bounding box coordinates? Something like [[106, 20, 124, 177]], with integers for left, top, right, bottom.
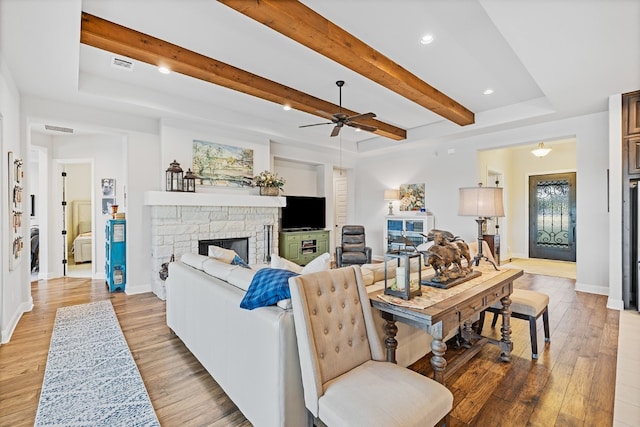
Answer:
[[60, 162, 93, 278], [528, 172, 576, 261]]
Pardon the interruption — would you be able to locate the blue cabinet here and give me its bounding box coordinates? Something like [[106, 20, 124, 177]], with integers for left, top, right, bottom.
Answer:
[[105, 219, 126, 292]]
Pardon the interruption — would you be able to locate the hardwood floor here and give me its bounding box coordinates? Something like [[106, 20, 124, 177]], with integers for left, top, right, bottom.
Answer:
[[0, 273, 617, 426]]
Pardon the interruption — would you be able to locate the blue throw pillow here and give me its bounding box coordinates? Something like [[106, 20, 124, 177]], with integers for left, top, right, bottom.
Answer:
[[240, 268, 299, 310], [231, 254, 251, 269]]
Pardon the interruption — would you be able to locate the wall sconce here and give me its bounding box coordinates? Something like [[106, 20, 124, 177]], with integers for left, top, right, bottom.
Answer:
[[166, 160, 184, 192], [531, 142, 552, 157], [384, 189, 400, 215], [458, 183, 505, 269], [183, 168, 196, 193]]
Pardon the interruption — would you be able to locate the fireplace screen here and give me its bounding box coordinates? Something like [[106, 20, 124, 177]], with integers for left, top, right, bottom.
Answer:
[[199, 238, 249, 263]]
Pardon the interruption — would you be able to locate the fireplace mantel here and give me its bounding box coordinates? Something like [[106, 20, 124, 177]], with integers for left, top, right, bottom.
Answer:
[[143, 191, 286, 207]]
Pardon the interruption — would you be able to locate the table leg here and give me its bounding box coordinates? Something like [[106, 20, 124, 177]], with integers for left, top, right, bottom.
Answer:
[[429, 322, 447, 384], [499, 294, 513, 362], [461, 319, 474, 348], [383, 318, 398, 364]]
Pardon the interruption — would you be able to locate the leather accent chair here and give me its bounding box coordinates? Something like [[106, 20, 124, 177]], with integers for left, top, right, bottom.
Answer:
[[335, 225, 372, 267], [288, 266, 453, 427]]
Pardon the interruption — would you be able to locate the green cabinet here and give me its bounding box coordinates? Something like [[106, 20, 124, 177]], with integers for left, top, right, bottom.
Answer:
[[279, 230, 330, 266]]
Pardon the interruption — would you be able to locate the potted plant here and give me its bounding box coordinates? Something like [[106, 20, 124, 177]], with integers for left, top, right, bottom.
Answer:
[[253, 170, 285, 196]]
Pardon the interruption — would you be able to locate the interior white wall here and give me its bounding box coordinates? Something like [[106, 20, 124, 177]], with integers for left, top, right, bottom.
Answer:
[[160, 120, 271, 193], [126, 131, 160, 295], [0, 56, 31, 343], [356, 112, 609, 295], [274, 158, 319, 196]]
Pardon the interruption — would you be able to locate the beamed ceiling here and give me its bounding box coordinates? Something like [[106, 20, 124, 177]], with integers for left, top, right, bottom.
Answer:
[[2, 0, 638, 153]]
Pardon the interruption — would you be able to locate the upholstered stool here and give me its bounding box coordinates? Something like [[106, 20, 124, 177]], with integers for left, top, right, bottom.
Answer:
[[477, 289, 550, 359]]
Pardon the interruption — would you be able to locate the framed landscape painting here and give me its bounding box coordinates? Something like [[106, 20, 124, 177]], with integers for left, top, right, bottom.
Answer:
[[399, 183, 426, 211], [192, 140, 254, 187]]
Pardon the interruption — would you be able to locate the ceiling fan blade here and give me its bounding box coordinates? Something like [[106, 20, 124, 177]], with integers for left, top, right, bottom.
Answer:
[[346, 112, 376, 122], [348, 122, 378, 133], [299, 122, 333, 128], [330, 124, 342, 137]]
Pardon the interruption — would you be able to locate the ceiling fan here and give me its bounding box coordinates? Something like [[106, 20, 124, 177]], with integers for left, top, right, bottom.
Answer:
[[299, 80, 378, 137]]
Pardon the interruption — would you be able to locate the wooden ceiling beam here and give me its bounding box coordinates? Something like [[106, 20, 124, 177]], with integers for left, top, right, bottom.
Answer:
[[80, 12, 406, 141], [218, 0, 475, 126]]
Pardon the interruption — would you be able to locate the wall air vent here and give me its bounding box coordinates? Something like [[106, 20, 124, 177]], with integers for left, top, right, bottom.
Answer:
[[44, 125, 74, 134], [111, 57, 134, 71]]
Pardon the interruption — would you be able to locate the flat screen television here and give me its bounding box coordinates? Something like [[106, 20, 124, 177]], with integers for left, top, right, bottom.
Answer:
[[281, 196, 326, 231]]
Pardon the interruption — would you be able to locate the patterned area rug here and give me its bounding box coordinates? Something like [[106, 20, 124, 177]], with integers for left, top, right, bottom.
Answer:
[[35, 301, 160, 427]]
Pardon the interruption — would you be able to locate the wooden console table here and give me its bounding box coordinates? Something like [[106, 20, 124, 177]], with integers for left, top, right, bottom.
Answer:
[[369, 266, 523, 384]]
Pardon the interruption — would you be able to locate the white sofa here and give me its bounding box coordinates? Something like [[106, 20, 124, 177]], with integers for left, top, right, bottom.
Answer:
[[165, 253, 438, 426]]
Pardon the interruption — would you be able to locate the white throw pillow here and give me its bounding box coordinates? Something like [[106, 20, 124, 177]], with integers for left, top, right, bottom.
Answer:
[[301, 252, 331, 274], [208, 245, 237, 263], [270, 254, 303, 273]]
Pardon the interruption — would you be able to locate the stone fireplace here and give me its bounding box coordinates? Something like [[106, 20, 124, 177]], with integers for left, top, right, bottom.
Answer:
[[144, 191, 285, 299]]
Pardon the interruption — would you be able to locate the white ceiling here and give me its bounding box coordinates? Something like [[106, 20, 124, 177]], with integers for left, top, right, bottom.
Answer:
[[1, 0, 638, 153]]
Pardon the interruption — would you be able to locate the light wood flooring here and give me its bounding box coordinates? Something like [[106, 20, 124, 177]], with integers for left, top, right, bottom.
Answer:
[[0, 272, 618, 426]]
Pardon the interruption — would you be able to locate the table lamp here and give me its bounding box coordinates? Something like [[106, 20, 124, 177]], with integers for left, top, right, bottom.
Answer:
[[458, 183, 504, 268], [384, 189, 400, 215]]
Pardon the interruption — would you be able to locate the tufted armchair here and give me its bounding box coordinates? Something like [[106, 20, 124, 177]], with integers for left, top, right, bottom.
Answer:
[[288, 266, 453, 426], [335, 225, 372, 267]]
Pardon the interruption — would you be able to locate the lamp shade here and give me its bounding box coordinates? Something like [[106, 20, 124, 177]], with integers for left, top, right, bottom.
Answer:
[[458, 186, 505, 217], [384, 189, 400, 200]]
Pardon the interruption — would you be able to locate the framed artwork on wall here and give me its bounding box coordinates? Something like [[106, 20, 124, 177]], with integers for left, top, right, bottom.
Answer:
[[102, 198, 115, 215], [192, 140, 254, 187], [399, 183, 426, 212], [8, 151, 24, 271], [101, 178, 115, 197]]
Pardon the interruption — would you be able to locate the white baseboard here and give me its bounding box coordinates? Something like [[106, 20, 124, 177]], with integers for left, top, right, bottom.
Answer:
[[1, 299, 34, 344], [125, 282, 153, 296], [575, 281, 609, 296]]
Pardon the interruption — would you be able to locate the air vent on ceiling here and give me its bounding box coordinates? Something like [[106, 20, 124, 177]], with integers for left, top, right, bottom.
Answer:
[[111, 57, 134, 71], [45, 125, 74, 134]]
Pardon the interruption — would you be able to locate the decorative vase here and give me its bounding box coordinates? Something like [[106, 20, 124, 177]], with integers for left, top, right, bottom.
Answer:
[[260, 187, 280, 196]]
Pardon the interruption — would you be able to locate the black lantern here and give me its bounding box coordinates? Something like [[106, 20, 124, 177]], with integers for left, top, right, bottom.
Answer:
[[183, 168, 196, 193], [166, 160, 183, 192]]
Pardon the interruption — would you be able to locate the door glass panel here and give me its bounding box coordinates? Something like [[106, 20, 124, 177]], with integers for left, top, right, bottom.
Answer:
[[535, 179, 570, 248]]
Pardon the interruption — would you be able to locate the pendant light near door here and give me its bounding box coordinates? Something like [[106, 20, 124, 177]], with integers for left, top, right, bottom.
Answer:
[[531, 142, 552, 157]]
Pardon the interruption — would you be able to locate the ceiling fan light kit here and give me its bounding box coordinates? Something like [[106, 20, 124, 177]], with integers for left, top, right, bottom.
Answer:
[[299, 80, 378, 137]]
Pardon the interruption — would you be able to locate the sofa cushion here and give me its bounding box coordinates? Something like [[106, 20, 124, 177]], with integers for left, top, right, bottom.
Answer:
[[203, 258, 239, 282], [227, 266, 258, 291], [240, 268, 299, 310], [181, 253, 209, 270], [301, 252, 331, 274]]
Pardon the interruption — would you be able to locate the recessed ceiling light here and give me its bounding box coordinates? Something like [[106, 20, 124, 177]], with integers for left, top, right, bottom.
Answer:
[[158, 66, 171, 74], [283, 105, 292, 111], [483, 88, 494, 95], [420, 34, 434, 45]]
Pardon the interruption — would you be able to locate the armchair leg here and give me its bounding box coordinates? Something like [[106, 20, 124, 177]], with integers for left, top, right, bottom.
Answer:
[[543, 307, 551, 342], [477, 311, 485, 334], [491, 311, 499, 328]]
